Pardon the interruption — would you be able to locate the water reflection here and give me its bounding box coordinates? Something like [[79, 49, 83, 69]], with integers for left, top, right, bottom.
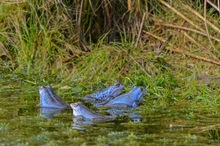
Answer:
[[39, 108, 65, 120], [71, 106, 143, 130], [106, 108, 142, 123], [72, 118, 93, 130]]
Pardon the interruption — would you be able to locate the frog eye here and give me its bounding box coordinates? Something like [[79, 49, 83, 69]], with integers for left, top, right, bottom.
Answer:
[[40, 86, 45, 89], [46, 85, 53, 90], [74, 102, 81, 106], [114, 81, 121, 87], [140, 87, 145, 91]]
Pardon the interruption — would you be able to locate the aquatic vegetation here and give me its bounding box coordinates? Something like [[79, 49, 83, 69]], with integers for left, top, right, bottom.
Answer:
[[96, 131, 141, 145], [0, 123, 9, 133], [44, 141, 59, 146], [30, 134, 49, 143], [0, 0, 220, 145]]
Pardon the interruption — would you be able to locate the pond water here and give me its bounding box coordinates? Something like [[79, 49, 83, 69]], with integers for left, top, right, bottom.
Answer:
[[1, 76, 220, 145]]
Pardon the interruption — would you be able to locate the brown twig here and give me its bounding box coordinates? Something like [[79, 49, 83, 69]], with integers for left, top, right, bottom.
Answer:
[[0, 42, 14, 63], [143, 30, 220, 66], [190, 124, 220, 133], [135, 0, 140, 12], [78, 0, 84, 28], [203, 0, 220, 55], [167, 47, 220, 66], [136, 13, 146, 47], [183, 3, 220, 34], [103, 0, 111, 28], [159, 23, 220, 42], [207, 0, 220, 13], [1, 0, 27, 4], [181, 31, 219, 61], [143, 30, 166, 42], [158, 0, 203, 32], [127, 0, 132, 11]]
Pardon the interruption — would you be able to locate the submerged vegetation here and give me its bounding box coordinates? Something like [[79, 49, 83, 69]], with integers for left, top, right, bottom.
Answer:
[[0, 0, 220, 144]]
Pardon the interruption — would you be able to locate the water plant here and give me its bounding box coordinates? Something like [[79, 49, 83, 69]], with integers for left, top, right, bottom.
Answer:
[[0, 123, 9, 133], [0, 0, 220, 145]]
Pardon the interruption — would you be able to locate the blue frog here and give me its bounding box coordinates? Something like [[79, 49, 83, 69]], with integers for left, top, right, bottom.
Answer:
[[104, 86, 146, 108], [38, 86, 70, 109], [82, 82, 124, 104]]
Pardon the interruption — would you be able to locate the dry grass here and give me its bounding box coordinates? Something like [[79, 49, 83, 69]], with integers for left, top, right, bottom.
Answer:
[[0, 0, 219, 85]]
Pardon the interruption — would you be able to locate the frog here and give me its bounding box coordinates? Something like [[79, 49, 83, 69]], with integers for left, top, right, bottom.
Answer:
[[103, 86, 146, 108], [70, 102, 115, 123], [38, 85, 70, 109], [82, 81, 124, 104]]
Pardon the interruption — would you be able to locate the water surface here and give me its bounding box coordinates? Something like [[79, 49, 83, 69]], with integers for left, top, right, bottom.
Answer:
[[1, 78, 220, 145]]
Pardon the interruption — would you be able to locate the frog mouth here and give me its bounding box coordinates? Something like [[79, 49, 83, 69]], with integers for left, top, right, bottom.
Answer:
[[70, 103, 80, 110], [70, 103, 76, 109]]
